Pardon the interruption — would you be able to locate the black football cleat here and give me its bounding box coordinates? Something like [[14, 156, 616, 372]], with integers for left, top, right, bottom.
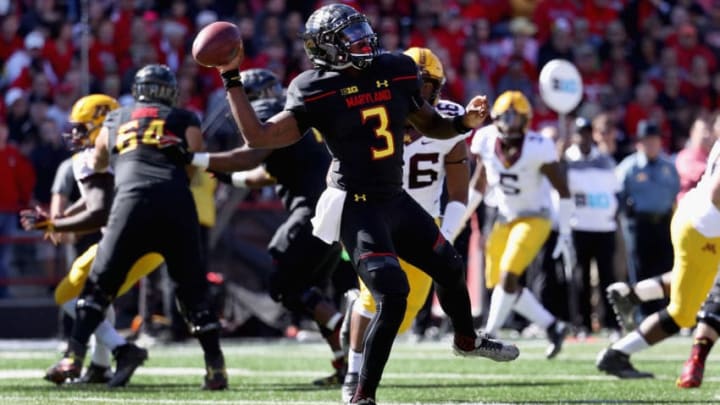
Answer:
[[107, 343, 148, 388], [202, 354, 228, 390], [596, 348, 654, 379], [349, 397, 376, 405], [545, 321, 570, 359], [342, 372, 359, 404], [75, 362, 112, 384], [313, 356, 346, 386], [606, 282, 639, 332]]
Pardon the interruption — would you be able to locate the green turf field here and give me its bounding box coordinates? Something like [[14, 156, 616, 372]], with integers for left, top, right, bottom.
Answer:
[[0, 336, 717, 404]]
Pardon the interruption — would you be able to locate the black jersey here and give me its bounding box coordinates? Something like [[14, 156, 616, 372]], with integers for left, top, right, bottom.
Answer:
[[265, 129, 330, 210], [105, 102, 200, 189], [285, 53, 424, 196]]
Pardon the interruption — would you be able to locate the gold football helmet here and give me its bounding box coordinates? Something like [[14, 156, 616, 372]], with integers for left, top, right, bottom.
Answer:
[[491, 91, 532, 141], [404, 47, 445, 105], [64, 94, 119, 149]]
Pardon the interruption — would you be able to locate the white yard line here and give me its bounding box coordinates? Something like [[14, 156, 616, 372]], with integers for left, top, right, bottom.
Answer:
[[0, 397, 508, 405], [0, 367, 715, 383]]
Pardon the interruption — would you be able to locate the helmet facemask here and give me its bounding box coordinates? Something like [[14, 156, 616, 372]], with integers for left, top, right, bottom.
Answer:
[[494, 108, 528, 142], [304, 10, 379, 71], [62, 122, 95, 151]]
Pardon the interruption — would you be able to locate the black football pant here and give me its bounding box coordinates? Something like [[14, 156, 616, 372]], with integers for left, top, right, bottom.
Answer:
[[340, 190, 475, 397], [267, 205, 342, 328], [632, 213, 673, 317], [573, 230, 618, 330], [73, 184, 216, 348]]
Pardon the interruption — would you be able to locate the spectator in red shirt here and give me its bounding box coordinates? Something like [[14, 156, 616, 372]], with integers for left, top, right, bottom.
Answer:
[[624, 81, 671, 150], [0, 14, 23, 66], [532, 0, 581, 43], [0, 120, 36, 299], [574, 44, 609, 104], [675, 116, 715, 202], [584, 0, 619, 41], [670, 23, 717, 74], [42, 21, 74, 81]]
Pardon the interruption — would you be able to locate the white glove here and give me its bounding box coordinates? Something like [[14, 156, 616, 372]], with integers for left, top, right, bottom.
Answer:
[[440, 201, 466, 242], [552, 231, 576, 268], [552, 198, 576, 267]]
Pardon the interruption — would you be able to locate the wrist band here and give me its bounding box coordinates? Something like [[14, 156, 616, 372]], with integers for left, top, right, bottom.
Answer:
[[191, 152, 210, 169], [231, 172, 249, 188], [452, 115, 473, 134], [221, 69, 243, 90]]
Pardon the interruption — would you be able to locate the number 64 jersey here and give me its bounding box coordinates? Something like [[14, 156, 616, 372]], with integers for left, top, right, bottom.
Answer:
[[403, 99, 471, 217], [470, 125, 557, 223]]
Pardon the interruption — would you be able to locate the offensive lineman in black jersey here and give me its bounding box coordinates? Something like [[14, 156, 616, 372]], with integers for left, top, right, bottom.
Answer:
[[202, 68, 352, 386], [45, 65, 227, 390], [189, 4, 518, 404]]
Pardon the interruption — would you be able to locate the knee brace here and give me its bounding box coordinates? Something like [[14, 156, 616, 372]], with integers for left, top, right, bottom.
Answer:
[[176, 300, 221, 336], [658, 309, 682, 334], [76, 280, 113, 314], [282, 287, 325, 315], [357, 255, 409, 298], [698, 287, 720, 334]]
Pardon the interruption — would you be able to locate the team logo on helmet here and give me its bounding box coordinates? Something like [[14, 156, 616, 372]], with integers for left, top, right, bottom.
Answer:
[[404, 47, 446, 105], [63, 94, 119, 150], [491, 91, 532, 141], [240, 68, 283, 102], [132, 64, 178, 106], [302, 4, 379, 71]]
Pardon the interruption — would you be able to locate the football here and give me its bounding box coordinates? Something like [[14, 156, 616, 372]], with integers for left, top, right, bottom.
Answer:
[[192, 21, 243, 67]]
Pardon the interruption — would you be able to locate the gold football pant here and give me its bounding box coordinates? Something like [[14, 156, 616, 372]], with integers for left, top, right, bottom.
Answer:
[[667, 212, 720, 327], [485, 217, 551, 288], [54, 243, 164, 305], [357, 257, 433, 334]]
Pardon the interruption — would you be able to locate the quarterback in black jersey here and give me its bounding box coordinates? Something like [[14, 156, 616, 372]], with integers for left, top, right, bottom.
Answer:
[[45, 64, 227, 390], [191, 4, 518, 404], [200, 68, 351, 386]]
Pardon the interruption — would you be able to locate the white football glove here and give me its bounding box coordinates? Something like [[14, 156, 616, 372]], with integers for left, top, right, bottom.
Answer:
[[552, 198, 576, 267], [552, 231, 576, 268], [440, 201, 466, 242]]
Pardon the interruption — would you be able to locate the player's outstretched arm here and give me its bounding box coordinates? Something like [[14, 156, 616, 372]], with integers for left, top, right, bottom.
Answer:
[[442, 141, 470, 242], [540, 161, 571, 199], [201, 146, 272, 173], [21, 174, 113, 234], [216, 47, 302, 149], [451, 157, 486, 242], [211, 166, 277, 189], [408, 96, 488, 140]]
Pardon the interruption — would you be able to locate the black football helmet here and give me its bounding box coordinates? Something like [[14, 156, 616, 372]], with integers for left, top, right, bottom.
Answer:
[[302, 3, 379, 70], [132, 64, 178, 106], [240, 68, 283, 102]]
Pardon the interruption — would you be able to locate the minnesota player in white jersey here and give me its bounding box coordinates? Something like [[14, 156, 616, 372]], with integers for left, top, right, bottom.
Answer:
[[20, 95, 157, 386], [342, 47, 472, 402], [466, 91, 573, 358], [597, 137, 720, 380]]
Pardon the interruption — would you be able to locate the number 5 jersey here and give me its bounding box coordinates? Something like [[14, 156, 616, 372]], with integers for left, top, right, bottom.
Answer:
[[470, 125, 557, 223]]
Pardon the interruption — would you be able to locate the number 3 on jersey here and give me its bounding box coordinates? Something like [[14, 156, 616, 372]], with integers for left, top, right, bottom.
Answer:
[[361, 106, 395, 160]]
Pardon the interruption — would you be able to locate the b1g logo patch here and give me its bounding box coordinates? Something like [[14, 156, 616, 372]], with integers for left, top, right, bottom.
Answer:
[[340, 85, 359, 95]]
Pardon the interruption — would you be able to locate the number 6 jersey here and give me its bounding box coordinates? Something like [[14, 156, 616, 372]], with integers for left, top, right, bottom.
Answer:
[[403, 99, 470, 217], [470, 125, 557, 223]]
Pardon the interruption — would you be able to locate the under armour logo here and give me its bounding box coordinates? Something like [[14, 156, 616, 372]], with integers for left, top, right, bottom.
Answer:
[[702, 243, 717, 254], [354, 193, 367, 202], [376, 80, 389, 88]]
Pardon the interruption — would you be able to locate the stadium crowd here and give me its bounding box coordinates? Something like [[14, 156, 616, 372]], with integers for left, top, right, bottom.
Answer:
[[1, 0, 719, 339]]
